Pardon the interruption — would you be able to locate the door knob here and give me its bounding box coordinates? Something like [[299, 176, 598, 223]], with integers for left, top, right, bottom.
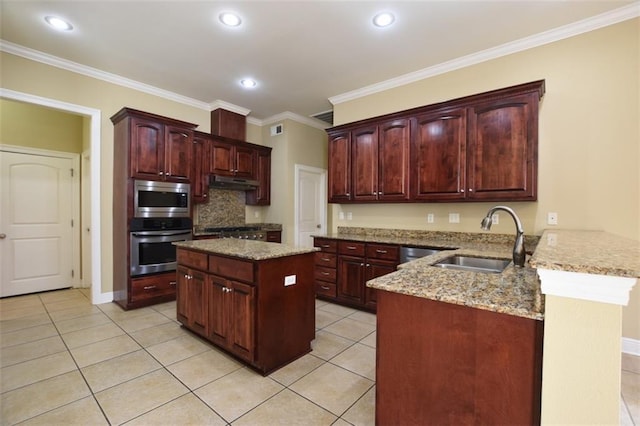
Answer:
[[0, 233, 6, 239], [316, 224, 321, 229]]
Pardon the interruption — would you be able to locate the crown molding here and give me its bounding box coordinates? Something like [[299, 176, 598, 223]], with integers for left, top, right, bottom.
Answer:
[[260, 111, 329, 130], [208, 100, 251, 116], [329, 3, 640, 105], [0, 40, 212, 110]]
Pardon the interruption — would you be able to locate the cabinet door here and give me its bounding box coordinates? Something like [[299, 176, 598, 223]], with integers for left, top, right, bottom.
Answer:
[[130, 117, 164, 180], [229, 281, 255, 362], [164, 126, 192, 182], [338, 255, 365, 303], [234, 145, 256, 179], [467, 93, 538, 200], [411, 108, 467, 201], [176, 267, 189, 325], [351, 126, 379, 201], [246, 148, 271, 205], [208, 274, 229, 347], [378, 119, 410, 201], [210, 140, 234, 176], [192, 134, 210, 202], [365, 260, 397, 308], [327, 131, 351, 202], [188, 269, 207, 335]]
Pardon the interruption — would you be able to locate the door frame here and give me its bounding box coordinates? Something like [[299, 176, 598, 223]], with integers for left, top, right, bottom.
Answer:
[[0, 145, 81, 289], [294, 164, 327, 246], [0, 88, 108, 304]]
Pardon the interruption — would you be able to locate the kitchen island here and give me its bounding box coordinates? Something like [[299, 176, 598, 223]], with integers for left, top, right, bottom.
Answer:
[[173, 239, 318, 375]]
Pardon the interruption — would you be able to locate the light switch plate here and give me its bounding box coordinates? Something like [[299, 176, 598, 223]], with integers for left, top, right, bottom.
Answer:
[[449, 213, 460, 223], [427, 213, 434, 223], [339, 211, 345, 220]]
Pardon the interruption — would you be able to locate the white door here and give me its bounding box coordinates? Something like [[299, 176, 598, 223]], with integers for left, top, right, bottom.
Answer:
[[295, 165, 327, 247], [0, 150, 74, 297]]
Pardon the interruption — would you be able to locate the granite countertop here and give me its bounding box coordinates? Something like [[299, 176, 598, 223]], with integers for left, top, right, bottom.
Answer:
[[314, 227, 544, 320], [174, 238, 317, 261], [530, 229, 640, 277]]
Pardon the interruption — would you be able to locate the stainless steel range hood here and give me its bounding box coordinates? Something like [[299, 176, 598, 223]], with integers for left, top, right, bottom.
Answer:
[[209, 175, 259, 191]]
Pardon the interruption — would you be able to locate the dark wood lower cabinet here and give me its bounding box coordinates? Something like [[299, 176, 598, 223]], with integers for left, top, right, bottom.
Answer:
[[376, 290, 543, 426], [176, 247, 315, 375]]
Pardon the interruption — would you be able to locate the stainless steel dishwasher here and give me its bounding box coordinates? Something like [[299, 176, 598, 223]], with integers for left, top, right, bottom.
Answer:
[[400, 246, 449, 264]]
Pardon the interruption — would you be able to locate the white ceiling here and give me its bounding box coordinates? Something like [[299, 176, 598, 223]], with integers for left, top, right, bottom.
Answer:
[[1, 1, 637, 125]]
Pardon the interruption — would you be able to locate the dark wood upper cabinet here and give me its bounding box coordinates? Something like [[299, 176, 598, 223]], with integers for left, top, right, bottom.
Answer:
[[378, 118, 410, 201], [192, 131, 211, 203], [246, 146, 272, 205], [211, 108, 246, 141], [327, 80, 544, 204], [467, 92, 539, 201], [210, 139, 256, 180], [126, 114, 194, 183], [411, 108, 467, 201], [327, 131, 352, 202], [351, 126, 379, 201]]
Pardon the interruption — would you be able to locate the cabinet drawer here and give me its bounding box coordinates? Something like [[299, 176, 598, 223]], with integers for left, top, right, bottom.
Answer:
[[130, 272, 177, 303], [315, 281, 337, 298], [314, 238, 337, 253], [338, 241, 366, 256], [366, 244, 400, 261], [209, 255, 254, 283], [314, 252, 337, 268], [177, 249, 208, 270], [315, 266, 336, 283]]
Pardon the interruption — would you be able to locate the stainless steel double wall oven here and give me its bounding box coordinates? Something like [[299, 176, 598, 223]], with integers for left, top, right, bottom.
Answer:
[[130, 180, 192, 277]]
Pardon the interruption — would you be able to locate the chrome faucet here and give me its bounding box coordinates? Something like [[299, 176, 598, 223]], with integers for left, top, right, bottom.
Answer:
[[481, 205, 526, 267]]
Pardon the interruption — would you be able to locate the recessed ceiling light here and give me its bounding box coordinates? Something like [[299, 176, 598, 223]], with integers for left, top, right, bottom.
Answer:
[[219, 12, 242, 27], [44, 16, 73, 31], [240, 78, 257, 89], [373, 12, 395, 28]]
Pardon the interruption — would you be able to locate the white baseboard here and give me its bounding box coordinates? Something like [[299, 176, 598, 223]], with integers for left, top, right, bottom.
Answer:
[[622, 337, 640, 356], [92, 291, 114, 305]]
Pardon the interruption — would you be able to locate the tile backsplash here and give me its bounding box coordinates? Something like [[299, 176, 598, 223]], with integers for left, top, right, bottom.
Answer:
[[195, 188, 245, 227]]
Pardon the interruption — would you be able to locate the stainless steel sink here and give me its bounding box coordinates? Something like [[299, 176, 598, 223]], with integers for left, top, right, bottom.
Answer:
[[433, 255, 511, 273], [400, 246, 454, 264]]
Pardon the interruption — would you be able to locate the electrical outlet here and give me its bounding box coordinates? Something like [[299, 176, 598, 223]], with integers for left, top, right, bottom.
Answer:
[[491, 213, 499, 224], [449, 213, 460, 223], [347, 212, 353, 220], [427, 213, 434, 223], [254, 211, 260, 218], [339, 211, 345, 220], [284, 275, 296, 286], [548, 212, 558, 226]]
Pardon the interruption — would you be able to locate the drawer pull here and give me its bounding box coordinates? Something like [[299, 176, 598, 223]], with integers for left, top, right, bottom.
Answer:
[[143, 285, 157, 291], [321, 244, 331, 248], [321, 285, 330, 290], [169, 281, 177, 286], [321, 257, 331, 262], [321, 272, 330, 276], [346, 246, 357, 250], [376, 249, 388, 254]]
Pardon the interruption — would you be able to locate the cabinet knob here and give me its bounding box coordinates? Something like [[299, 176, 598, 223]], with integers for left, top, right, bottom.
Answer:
[[468, 188, 473, 192], [158, 171, 164, 176], [460, 189, 465, 193], [203, 193, 207, 198]]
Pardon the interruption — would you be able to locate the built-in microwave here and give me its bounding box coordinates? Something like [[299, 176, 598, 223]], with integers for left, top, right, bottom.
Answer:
[[133, 180, 190, 218]]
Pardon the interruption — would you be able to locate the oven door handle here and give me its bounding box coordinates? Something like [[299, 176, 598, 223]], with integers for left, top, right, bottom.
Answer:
[[131, 230, 192, 237]]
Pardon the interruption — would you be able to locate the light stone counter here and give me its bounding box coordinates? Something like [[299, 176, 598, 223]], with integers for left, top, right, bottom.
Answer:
[[174, 238, 317, 261], [530, 229, 640, 277]]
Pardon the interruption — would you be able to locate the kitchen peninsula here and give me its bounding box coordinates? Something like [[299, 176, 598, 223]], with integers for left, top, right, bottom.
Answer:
[[174, 239, 318, 375]]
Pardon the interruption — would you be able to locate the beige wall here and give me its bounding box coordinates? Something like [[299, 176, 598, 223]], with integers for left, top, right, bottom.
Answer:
[[0, 98, 84, 153], [260, 119, 328, 244], [1, 52, 211, 294], [332, 18, 640, 340]]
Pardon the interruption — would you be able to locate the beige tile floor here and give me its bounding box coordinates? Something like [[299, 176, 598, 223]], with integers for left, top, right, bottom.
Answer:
[[0, 288, 638, 425]]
